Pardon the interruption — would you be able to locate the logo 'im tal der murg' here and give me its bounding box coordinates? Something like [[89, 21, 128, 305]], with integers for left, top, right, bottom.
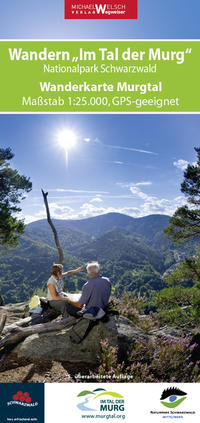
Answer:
[[77, 388, 124, 412]]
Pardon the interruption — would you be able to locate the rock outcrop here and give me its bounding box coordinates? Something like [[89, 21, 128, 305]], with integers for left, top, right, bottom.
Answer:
[[12, 316, 119, 364], [0, 302, 197, 367], [0, 302, 29, 324], [7, 314, 150, 364]]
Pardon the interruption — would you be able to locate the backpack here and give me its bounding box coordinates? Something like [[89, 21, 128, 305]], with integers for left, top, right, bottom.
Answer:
[[29, 295, 43, 314], [69, 318, 96, 344]]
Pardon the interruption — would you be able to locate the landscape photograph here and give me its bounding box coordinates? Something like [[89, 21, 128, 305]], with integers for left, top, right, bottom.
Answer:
[[0, 114, 200, 383]]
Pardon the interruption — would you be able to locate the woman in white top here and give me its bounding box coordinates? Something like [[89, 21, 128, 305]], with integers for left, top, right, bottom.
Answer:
[[47, 263, 83, 318]]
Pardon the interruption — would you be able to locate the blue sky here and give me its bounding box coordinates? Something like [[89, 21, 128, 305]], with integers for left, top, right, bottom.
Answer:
[[1, 114, 199, 223], [0, 0, 200, 39], [0, 2, 199, 223]]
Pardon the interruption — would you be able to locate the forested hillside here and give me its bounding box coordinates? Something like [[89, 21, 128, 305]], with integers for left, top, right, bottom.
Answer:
[[0, 213, 197, 303]]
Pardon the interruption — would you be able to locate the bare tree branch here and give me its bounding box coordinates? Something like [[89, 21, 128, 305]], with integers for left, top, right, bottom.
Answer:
[[2, 316, 38, 335], [2, 309, 60, 335], [41, 189, 64, 264], [0, 313, 7, 335], [0, 317, 77, 350]]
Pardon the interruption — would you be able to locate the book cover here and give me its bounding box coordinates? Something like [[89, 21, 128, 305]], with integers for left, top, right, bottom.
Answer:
[[0, 1, 200, 422]]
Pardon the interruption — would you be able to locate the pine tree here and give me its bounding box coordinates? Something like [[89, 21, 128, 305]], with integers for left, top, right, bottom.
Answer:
[[0, 147, 32, 247], [164, 147, 200, 244]]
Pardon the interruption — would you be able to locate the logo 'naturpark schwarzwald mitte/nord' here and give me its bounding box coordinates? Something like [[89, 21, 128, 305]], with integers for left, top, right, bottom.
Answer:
[[65, 0, 137, 19]]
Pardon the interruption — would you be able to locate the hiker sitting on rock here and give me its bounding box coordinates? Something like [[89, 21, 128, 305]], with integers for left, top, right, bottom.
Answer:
[[47, 264, 83, 318], [65, 262, 111, 320], [47, 262, 111, 321]]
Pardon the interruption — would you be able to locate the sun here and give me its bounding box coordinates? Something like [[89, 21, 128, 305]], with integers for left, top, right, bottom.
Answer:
[[56, 129, 77, 166], [57, 129, 77, 151]]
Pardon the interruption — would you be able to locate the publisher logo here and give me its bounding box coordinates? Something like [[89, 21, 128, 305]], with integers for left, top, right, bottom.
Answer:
[[160, 388, 187, 409], [0, 383, 44, 423], [65, 0, 137, 19], [7, 391, 38, 407], [76, 388, 125, 419], [150, 386, 197, 419]]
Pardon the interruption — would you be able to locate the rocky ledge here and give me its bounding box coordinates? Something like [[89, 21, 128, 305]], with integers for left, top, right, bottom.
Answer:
[[0, 302, 196, 367]]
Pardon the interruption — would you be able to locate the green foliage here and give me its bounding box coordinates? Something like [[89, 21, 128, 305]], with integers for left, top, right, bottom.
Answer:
[[113, 286, 200, 328], [154, 286, 196, 310], [96, 337, 200, 383], [0, 211, 198, 303], [115, 265, 165, 296], [164, 147, 200, 244], [152, 285, 200, 326], [75, 228, 165, 275], [111, 293, 141, 324], [34, 287, 47, 298], [111, 290, 146, 311], [157, 307, 191, 326], [167, 249, 200, 287], [128, 337, 200, 382], [165, 206, 200, 244], [25, 221, 91, 253], [0, 223, 169, 302], [0, 236, 86, 303], [0, 147, 32, 248], [96, 339, 125, 382]]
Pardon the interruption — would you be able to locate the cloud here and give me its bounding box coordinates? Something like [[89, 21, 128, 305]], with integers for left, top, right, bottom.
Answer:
[[23, 182, 186, 224], [17, 213, 37, 224], [77, 203, 141, 219], [173, 159, 197, 171], [23, 193, 187, 224], [117, 181, 152, 189], [173, 159, 189, 171], [90, 196, 103, 203], [81, 136, 157, 155], [117, 181, 184, 216], [32, 203, 75, 220], [80, 197, 185, 219], [82, 137, 100, 144], [135, 181, 152, 186], [130, 186, 151, 200], [105, 144, 158, 155], [139, 195, 186, 216], [36, 188, 109, 194], [128, 183, 186, 216], [79, 203, 107, 218]]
